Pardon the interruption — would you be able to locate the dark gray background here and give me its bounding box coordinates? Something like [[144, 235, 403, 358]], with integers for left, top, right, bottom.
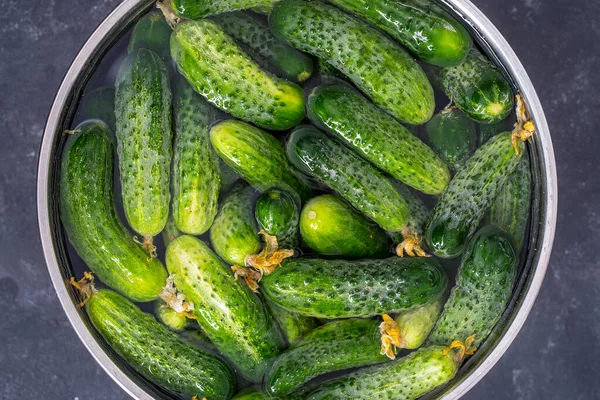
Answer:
[[0, 0, 597, 398]]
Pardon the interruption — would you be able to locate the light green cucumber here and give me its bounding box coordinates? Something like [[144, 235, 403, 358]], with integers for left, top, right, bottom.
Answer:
[[77, 86, 115, 130], [394, 295, 444, 349], [268, 300, 318, 345], [255, 189, 300, 248], [128, 11, 171, 59], [156, 301, 189, 331], [171, 0, 279, 19]]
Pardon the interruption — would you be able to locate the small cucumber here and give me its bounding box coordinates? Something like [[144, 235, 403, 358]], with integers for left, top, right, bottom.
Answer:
[[156, 301, 189, 331], [171, 0, 278, 19], [261, 257, 448, 318], [255, 189, 299, 248], [218, 159, 241, 194], [307, 84, 449, 194], [233, 389, 302, 400], [171, 20, 305, 130], [393, 295, 444, 350], [162, 213, 182, 248], [86, 289, 235, 399], [425, 131, 524, 258], [427, 226, 518, 348], [166, 235, 284, 382], [286, 126, 409, 232], [210, 183, 262, 266], [211, 120, 311, 201], [77, 86, 115, 130], [270, 0, 435, 125], [479, 113, 516, 146], [268, 300, 319, 345], [60, 121, 167, 302], [212, 11, 313, 82], [128, 11, 171, 60], [299, 194, 390, 259], [329, 0, 472, 67], [115, 48, 172, 240]]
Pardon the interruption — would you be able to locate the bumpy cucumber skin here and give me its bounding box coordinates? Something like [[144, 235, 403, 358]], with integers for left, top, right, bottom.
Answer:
[[172, 78, 220, 235], [329, 0, 472, 67], [171, 20, 305, 130], [395, 295, 444, 349], [261, 257, 448, 318], [299, 194, 390, 259], [265, 319, 388, 396], [128, 11, 171, 59], [308, 84, 449, 194], [287, 126, 409, 232], [60, 121, 166, 302], [268, 300, 318, 345], [115, 48, 172, 238], [233, 389, 302, 400], [171, 0, 278, 19], [77, 86, 115, 130], [87, 290, 235, 399], [478, 113, 516, 146], [424, 107, 477, 171], [428, 226, 518, 348], [211, 120, 311, 201], [255, 189, 300, 248], [425, 131, 524, 258], [427, 48, 514, 123], [270, 0, 434, 125], [166, 235, 284, 382], [308, 346, 458, 400], [210, 183, 262, 266], [156, 301, 189, 331], [212, 11, 313, 82]]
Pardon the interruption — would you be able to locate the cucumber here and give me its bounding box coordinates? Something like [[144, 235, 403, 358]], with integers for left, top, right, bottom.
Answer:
[[77, 86, 115, 130], [255, 189, 299, 248], [427, 225, 518, 348], [219, 159, 241, 193], [479, 113, 516, 146], [156, 301, 189, 331], [387, 182, 430, 256], [171, 77, 220, 235], [170, 20, 305, 130], [211, 120, 311, 201], [86, 289, 235, 399], [268, 300, 318, 345], [393, 295, 444, 350], [212, 11, 313, 82], [171, 0, 278, 19], [166, 235, 284, 382], [426, 48, 514, 123], [286, 126, 409, 232], [115, 48, 172, 241], [299, 194, 390, 259], [425, 131, 524, 258], [210, 183, 262, 266], [261, 256, 448, 318], [162, 213, 182, 248], [233, 389, 302, 400], [307, 84, 449, 194], [60, 120, 167, 302], [265, 318, 389, 396], [329, 0, 472, 67], [424, 107, 477, 171], [270, 0, 435, 125], [128, 11, 171, 60]]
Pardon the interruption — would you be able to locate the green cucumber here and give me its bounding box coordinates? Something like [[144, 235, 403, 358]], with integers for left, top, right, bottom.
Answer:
[[393, 296, 444, 349], [86, 289, 235, 399], [128, 11, 171, 60], [219, 159, 241, 194], [255, 189, 300, 248], [479, 113, 516, 146], [387, 182, 430, 255], [115, 48, 172, 240], [425, 131, 524, 258], [286, 126, 409, 232], [307, 84, 449, 194], [233, 389, 302, 400], [162, 213, 182, 248], [170, 20, 305, 130], [268, 300, 319, 345], [210, 183, 262, 266], [261, 256, 448, 318], [329, 0, 472, 67], [171, 0, 278, 19], [172, 77, 220, 235], [427, 225, 518, 348], [60, 120, 167, 302], [212, 11, 313, 82], [270, 0, 435, 125], [424, 107, 477, 171], [77, 86, 115, 130], [211, 120, 311, 201], [166, 235, 284, 382], [299, 194, 390, 259], [156, 301, 189, 331]]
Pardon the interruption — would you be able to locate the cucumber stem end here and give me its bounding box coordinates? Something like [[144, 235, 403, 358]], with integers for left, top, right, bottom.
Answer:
[[67, 271, 97, 307], [396, 228, 431, 258], [379, 314, 405, 360], [511, 94, 535, 156], [156, 0, 180, 30], [444, 335, 477, 364], [159, 274, 197, 319]]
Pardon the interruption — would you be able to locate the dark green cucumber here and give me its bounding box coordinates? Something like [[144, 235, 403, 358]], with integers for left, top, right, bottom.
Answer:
[[156, 301, 189, 331], [162, 213, 182, 248], [270, 0, 435, 125], [261, 257, 448, 318], [268, 300, 318, 345], [60, 121, 167, 302], [255, 189, 299, 248], [307, 345, 459, 400], [212, 11, 313, 82], [171, 20, 305, 130], [171, 0, 278, 19], [424, 107, 477, 171], [299, 194, 390, 259], [210, 183, 262, 266], [77, 86, 115, 130], [87, 289, 235, 399], [479, 113, 516, 146], [233, 389, 302, 400], [286, 126, 409, 232], [172, 77, 220, 235], [166, 235, 284, 382], [427, 226, 518, 348], [426, 48, 514, 123], [425, 131, 524, 258], [115, 48, 172, 239], [128, 11, 171, 59], [218, 159, 241, 193], [211, 120, 311, 201], [329, 0, 472, 67], [307, 84, 449, 194]]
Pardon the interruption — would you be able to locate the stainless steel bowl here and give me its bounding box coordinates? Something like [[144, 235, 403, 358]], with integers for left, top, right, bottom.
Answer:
[[37, 1, 557, 398]]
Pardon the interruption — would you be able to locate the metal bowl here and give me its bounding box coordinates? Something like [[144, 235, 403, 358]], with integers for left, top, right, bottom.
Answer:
[[37, 1, 557, 399]]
